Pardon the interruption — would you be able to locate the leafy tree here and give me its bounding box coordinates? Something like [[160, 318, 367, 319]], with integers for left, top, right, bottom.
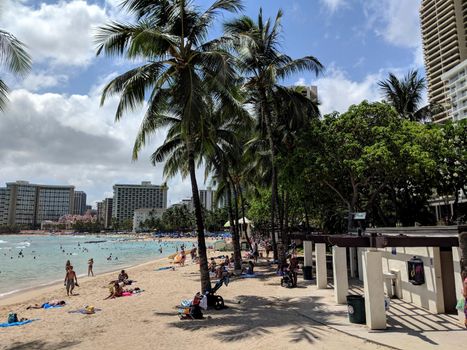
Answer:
[[0, 29, 31, 111], [96, 0, 243, 293], [436, 120, 467, 222]]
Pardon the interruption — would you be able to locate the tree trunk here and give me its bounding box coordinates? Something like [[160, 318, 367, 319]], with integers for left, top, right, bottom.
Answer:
[[303, 198, 310, 231], [227, 182, 242, 271], [459, 231, 467, 273], [239, 189, 252, 250], [260, 87, 279, 261], [188, 150, 210, 293]]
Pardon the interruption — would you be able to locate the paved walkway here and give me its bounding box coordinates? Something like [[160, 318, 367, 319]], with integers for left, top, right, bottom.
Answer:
[[296, 280, 466, 350]]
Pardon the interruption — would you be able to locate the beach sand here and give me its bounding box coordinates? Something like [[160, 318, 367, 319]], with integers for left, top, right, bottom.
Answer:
[[0, 252, 388, 350]]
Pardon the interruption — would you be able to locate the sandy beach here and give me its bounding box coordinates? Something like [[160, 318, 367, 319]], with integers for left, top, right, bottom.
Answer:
[[0, 246, 392, 350]]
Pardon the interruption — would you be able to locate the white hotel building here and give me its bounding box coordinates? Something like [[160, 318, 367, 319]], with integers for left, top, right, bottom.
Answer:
[[441, 59, 467, 121]]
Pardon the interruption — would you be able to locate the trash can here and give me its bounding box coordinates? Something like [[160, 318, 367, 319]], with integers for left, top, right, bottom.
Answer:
[[303, 266, 313, 280], [346, 295, 366, 324]]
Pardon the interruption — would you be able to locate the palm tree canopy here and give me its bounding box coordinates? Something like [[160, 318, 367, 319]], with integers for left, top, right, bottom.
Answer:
[[0, 29, 31, 111], [95, 0, 244, 156], [378, 70, 426, 121]]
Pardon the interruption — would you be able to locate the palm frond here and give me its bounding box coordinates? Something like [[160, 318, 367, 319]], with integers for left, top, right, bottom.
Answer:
[[0, 30, 31, 75]]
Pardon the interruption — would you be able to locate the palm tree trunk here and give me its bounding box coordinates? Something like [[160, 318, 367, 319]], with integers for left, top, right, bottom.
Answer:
[[260, 87, 279, 261], [239, 189, 252, 250], [188, 150, 210, 293], [226, 182, 242, 271]]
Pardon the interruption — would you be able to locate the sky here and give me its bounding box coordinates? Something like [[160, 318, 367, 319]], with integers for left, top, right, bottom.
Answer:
[[0, 0, 425, 207]]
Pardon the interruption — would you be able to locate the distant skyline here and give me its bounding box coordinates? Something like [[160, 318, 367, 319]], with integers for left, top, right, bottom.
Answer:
[[0, 0, 424, 206]]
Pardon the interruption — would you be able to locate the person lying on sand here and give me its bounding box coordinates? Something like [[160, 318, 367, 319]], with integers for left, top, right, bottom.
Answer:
[[27, 300, 66, 309]]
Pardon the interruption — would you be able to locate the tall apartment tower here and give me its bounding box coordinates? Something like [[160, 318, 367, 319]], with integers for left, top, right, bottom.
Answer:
[[112, 182, 167, 223], [102, 198, 113, 228], [73, 191, 87, 215], [199, 187, 214, 211], [420, 0, 467, 123], [4, 181, 74, 228], [0, 187, 7, 226]]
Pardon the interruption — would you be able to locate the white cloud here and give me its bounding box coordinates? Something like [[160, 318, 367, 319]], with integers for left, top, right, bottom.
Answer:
[[363, 0, 422, 49], [21, 72, 69, 91], [1, 0, 108, 67], [0, 85, 196, 206], [320, 0, 347, 13], [299, 66, 383, 115]]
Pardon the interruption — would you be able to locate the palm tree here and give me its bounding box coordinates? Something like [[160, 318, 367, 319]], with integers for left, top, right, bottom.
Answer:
[[0, 29, 31, 111], [95, 0, 243, 293], [378, 70, 437, 122], [224, 9, 323, 262]]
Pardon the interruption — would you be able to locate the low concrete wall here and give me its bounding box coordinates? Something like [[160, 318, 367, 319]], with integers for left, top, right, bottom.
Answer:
[[358, 247, 445, 313], [381, 247, 444, 313]]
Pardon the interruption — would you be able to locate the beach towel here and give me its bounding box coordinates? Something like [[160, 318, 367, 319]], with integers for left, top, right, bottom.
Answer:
[[0, 319, 36, 327], [121, 292, 132, 297], [42, 303, 64, 309], [240, 273, 263, 278], [69, 308, 101, 315]]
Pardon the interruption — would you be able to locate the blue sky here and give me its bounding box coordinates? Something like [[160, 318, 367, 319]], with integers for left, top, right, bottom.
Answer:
[[0, 0, 424, 206]]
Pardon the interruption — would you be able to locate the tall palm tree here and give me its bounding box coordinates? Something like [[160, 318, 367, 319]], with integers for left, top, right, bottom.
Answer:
[[0, 29, 31, 111], [224, 9, 323, 262], [378, 70, 436, 122], [95, 0, 243, 293]]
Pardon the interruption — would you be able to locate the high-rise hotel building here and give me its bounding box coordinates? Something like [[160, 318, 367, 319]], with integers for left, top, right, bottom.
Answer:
[[112, 182, 167, 223], [0, 181, 74, 228], [72, 191, 87, 215], [420, 0, 467, 123]]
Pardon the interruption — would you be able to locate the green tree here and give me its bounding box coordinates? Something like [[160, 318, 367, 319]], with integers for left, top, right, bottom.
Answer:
[[0, 29, 31, 111], [96, 0, 243, 293], [225, 8, 323, 261]]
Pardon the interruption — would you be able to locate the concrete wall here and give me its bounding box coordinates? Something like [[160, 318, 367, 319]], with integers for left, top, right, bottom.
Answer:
[[358, 247, 445, 313], [452, 247, 464, 322]]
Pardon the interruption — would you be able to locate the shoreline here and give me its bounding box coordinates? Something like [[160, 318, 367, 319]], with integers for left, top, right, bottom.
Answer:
[[0, 255, 171, 307], [0, 236, 220, 307]]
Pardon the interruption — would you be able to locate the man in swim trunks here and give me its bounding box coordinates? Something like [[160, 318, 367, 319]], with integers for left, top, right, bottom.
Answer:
[[64, 265, 78, 296]]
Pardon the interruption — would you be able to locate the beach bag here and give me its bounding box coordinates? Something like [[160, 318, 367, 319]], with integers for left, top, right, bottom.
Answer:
[[8, 313, 18, 324], [456, 298, 465, 311], [199, 295, 208, 310]]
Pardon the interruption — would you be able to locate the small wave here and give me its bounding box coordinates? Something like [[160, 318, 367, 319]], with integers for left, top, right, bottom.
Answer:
[[0, 289, 20, 298], [0, 240, 7, 244], [0, 247, 12, 250], [17, 241, 31, 246], [72, 253, 78, 256], [16, 246, 28, 249]]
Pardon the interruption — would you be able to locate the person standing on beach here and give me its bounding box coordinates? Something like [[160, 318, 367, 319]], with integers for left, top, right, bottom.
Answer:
[[88, 258, 94, 277], [64, 266, 78, 296]]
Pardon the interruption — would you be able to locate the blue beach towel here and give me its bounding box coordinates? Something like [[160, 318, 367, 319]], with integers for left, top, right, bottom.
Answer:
[[156, 266, 173, 271], [0, 319, 37, 327], [42, 303, 63, 309], [240, 273, 263, 278]]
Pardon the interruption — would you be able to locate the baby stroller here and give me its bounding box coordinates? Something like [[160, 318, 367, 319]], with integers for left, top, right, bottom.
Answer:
[[205, 275, 229, 310], [280, 269, 296, 288]]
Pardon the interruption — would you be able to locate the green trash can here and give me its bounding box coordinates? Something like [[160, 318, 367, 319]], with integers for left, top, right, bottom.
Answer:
[[303, 266, 313, 280], [346, 295, 366, 324]]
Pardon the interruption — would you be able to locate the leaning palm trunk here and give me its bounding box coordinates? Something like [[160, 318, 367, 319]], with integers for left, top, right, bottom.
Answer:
[[188, 150, 210, 293]]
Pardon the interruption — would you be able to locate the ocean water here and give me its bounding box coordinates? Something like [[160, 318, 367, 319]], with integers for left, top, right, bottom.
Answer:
[[0, 235, 192, 297]]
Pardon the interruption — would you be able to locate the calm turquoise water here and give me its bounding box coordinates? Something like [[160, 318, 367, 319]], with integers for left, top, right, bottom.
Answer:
[[0, 235, 192, 297]]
